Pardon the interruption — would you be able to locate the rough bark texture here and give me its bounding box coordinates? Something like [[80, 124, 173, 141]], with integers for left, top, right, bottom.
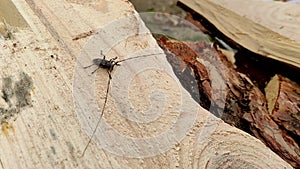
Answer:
[[265, 74, 300, 140], [200, 41, 299, 168], [156, 36, 252, 131], [156, 36, 212, 110], [0, 0, 295, 168], [246, 82, 300, 168], [156, 36, 300, 168], [177, 0, 300, 167]]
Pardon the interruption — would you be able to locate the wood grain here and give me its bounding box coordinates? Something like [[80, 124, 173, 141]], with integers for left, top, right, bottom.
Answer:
[[212, 0, 300, 43], [179, 0, 300, 69], [0, 0, 293, 168]]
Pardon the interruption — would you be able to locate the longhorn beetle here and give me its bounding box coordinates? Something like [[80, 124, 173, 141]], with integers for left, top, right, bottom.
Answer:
[[81, 50, 164, 156]]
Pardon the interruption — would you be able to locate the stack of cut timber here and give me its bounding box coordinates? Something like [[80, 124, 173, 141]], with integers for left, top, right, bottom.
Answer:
[[178, 0, 300, 167], [0, 0, 295, 168], [178, 0, 300, 69]]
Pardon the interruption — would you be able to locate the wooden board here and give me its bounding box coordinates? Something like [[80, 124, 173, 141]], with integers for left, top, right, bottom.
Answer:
[[0, 0, 292, 168], [212, 0, 300, 43], [179, 0, 300, 69]]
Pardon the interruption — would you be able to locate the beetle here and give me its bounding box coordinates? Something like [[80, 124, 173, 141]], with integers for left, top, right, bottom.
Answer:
[[81, 50, 164, 156], [83, 50, 120, 79]]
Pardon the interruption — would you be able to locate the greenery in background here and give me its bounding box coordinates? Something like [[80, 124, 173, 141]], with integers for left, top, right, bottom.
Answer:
[[130, 1, 212, 42], [129, 0, 186, 17]]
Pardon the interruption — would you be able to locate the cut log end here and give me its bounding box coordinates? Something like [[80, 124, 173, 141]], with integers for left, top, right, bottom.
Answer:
[[265, 74, 300, 137], [265, 75, 280, 113]]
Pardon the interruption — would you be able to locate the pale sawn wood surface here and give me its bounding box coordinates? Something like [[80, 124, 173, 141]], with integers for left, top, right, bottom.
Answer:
[[179, 0, 300, 69], [0, 0, 292, 168]]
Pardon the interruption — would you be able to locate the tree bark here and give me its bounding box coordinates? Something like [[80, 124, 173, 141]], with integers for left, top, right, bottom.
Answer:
[[156, 36, 300, 168], [265, 74, 300, 138], [0, 0, 294, 168]]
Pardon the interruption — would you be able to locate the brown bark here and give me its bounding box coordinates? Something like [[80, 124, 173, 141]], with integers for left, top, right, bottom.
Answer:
[[246, 83, 300, 168], [265, 74, 300, 137], [190, 41, 300, 168], [156, 36, 212, 110], [156, 36, 251, 131], [156, 36, 300, 168], [0, 0, 295, 168]]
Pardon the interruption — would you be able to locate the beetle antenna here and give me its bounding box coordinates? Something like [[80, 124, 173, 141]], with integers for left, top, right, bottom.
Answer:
[[81, 77, 111, 157], [117, 52, 165, 63]]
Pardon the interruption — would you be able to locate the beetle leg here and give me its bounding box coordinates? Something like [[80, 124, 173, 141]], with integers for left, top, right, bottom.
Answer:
[[107, 70, 112, 79], [91, 66, 101, 74], [83, 64, 95, 69], [110, 57, 118, 61], [100, 50, 106, 60]]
